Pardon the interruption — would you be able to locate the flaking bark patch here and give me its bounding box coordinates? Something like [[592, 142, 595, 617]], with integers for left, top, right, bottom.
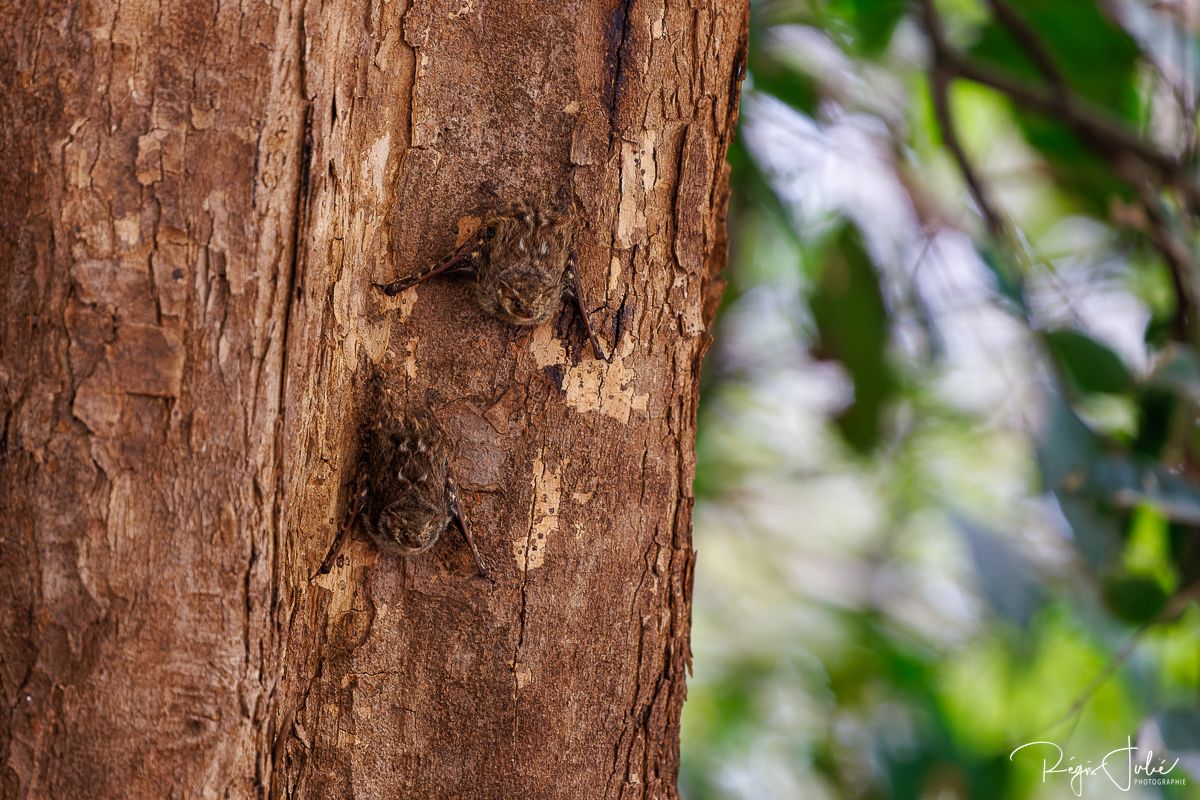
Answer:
[[108, 324, 185, 397], [515, 451, 562, 571], [529, 325, 649, 423]]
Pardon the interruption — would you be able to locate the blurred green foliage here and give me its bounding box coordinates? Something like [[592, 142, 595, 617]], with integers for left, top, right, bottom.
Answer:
[[683, 0, 1200, 797], [812, 227, 899, 452]]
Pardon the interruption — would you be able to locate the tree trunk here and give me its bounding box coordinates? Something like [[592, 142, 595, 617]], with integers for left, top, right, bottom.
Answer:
[[0, 0, 746, 797]]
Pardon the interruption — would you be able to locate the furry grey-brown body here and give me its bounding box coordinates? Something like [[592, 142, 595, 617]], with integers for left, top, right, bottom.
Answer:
[[377, 200, 609, 360], [356, 407, 454, 555], [472, 203, 574, 326], [316, 384, 488, 578]]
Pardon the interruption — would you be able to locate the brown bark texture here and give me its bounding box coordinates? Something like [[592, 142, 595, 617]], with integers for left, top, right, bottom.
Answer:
[[0, 0, 747, 797]]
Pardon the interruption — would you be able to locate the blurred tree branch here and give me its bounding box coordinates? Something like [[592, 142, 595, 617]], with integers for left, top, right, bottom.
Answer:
[[1031, 580, 1200, 741], [1118, 159, 1200, 343], [983, 0, 1067, 96], [918, 0, 1200, 343], [928, 66, 1007, 241], [918, 0, 1196, 206]]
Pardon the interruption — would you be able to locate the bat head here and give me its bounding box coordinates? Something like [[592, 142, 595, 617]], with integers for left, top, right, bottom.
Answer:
[[375, 500, 451, 554], [476, 202, 575, 326]]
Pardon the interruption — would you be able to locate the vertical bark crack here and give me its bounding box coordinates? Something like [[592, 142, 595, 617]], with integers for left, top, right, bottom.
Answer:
[[264, 4, 313, 797], [604, 0, 638, 141], [510, 453, 546, 725]]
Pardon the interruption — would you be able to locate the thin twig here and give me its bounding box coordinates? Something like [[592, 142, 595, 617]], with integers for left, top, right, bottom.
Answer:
[[943, 49, 1188, 179], [920, 0, 1007, 239], [1118, 158, 1200, 345], [919, 0, 1198, 211], [985, 0, 1067, 98], [1182, 2, 1199, 161], [930, 68, 1008, 240], [1030, 581, 1200, 741]]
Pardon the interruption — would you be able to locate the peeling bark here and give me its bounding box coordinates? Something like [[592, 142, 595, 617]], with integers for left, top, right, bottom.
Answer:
[[0, 0, 747, 797]]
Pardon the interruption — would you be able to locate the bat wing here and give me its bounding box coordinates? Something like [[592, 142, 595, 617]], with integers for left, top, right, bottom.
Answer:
[[447, 474, 491, 580], [564, 250, 611, 362], [376, 227, 489, 296]]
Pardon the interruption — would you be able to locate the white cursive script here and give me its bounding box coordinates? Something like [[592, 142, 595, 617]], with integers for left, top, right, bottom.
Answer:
[[1009, 739, 1181, 797]]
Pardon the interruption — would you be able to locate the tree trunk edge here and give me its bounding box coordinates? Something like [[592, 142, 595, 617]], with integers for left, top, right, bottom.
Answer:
[[0, 0, 750, 797]]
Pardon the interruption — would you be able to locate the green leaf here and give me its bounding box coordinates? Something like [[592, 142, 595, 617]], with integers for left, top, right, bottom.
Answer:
[[1155, 708, 1200, 756], [1133, 388, 1175, 457], [1057, 495, 1126, 571], [1047, 443, 1200, 565], [978, 245, 1028, 312], [832, 0, 908, 56], [1122, 503, 1177, 592], [969, 0, 1140, 114], [1147, 345, 1200, 403], [1026, 122, 1134, 216], [749, 64, 820, 117], [1037, 393, 1101, 491], [1134, 346, 1200, 457], [1089, 456, 1200, 526], [1036, 396, 1123, 569], [1045, 329, 1135, 395], [1102, 574, 1170, 624], [810, 224, 897, 453], [968, 0, 1142, 214]]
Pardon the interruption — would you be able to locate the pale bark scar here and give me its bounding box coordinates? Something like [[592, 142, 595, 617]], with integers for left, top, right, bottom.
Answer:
[[616, 130, 657, 247], [528, 326, 648, 423], [364, 133, 391, 196], [514, 452, 561, 571], [135, 131, 164, 185], [313, 539, 377, 604]]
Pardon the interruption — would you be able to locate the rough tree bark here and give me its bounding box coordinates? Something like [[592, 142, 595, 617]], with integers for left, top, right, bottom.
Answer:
[[0, 0, 747, 797]]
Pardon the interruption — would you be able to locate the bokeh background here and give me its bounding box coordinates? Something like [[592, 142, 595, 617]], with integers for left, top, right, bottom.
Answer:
[[679, 1, 1200, 797]]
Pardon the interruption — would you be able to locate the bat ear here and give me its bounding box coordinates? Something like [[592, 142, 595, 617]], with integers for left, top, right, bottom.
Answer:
[[550, 185, 582, 222], [481, 179, 502, 196], [423, 389, 454, 425], [368, 369, 389, 403]]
